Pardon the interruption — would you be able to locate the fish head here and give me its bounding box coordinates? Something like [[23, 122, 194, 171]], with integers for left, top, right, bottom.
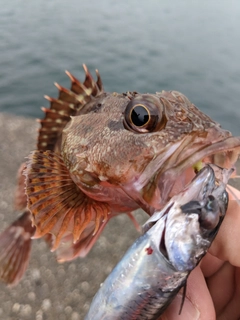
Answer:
[[61, 89, 240, 214], [143, 165, 232, 272]]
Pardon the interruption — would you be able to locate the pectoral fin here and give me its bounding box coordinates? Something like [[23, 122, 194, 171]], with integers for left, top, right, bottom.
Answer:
[[24, 150, 110, 251], [54, 219, 109, 262]]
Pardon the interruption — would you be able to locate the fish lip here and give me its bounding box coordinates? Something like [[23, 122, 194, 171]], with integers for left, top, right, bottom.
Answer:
[[155, 135, 240, 206], [120, 135, 240, 215]]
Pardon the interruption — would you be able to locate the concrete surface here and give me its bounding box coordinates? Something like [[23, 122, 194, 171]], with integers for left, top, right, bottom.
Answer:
[[0, 112, 240, 320], [0, 112, 146, 320]]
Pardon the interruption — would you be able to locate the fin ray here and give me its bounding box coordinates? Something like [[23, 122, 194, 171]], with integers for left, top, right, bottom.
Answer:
[[25, 150, 110, 250], [0, 211, 35, 286], [37, 65, 104, 151]]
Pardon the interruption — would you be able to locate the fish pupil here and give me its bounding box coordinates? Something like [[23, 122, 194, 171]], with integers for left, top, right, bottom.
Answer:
[[131, 105, 149, 126]]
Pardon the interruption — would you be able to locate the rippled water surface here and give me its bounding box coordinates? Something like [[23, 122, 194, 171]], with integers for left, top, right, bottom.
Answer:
[[0, 0, 240, 134]]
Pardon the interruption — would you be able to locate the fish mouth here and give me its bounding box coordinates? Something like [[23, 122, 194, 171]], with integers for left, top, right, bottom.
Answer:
[[143, 165, 217, 232], [122, 135, 240, 215], [156, 135, 240, 204]]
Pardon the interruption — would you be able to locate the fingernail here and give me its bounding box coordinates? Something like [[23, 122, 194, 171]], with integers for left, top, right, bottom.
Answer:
[[161, 294, 200, 320]]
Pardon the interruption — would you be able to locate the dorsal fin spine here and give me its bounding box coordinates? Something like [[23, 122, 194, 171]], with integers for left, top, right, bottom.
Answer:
[[37, 65, 104, 151]]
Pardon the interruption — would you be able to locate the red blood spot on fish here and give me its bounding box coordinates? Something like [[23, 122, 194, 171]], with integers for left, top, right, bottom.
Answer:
[[145, 246, 153, 255]]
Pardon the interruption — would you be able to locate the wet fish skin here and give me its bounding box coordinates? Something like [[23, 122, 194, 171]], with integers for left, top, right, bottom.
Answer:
[[85, 165, 231, 319]]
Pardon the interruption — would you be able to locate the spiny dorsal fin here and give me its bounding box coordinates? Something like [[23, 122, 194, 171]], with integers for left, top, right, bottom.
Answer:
[[24, 150, 110, 251], [95, 69, 103, 92], [37, 65, 104, 151], [82, 64, 100, 96]]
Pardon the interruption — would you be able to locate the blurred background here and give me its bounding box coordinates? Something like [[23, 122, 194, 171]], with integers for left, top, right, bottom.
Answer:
[[0, 1, 240, 319], [0, 0, 240, 134]]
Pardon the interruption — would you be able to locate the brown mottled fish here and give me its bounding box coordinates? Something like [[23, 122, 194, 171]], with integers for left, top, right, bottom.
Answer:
[[1, 65, 240, 286]]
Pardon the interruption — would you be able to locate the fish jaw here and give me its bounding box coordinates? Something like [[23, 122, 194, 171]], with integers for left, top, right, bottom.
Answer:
[[120, 132, 240, 215], [156, 135, 240, 205]]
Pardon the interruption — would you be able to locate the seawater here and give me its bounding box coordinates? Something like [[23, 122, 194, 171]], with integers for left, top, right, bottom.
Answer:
[[0, 0, 240, 134]]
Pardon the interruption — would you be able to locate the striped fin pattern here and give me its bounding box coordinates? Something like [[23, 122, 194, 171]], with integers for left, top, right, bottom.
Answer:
[[0, 211, 35, 286], [24, 150, 110, 251]]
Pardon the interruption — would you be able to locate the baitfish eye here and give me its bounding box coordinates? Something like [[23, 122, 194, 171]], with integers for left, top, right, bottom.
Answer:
[[222, 190, 229, 210], [123, 95, 167, 133]]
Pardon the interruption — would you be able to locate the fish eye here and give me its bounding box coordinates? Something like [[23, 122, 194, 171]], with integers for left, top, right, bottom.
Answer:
[[130, 104, 150, 127], [123, 95, 167, 133], [205, 195, 216, 211], [222, 190, 229, 208]]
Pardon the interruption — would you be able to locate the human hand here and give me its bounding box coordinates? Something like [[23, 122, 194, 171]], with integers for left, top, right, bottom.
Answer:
[[159, 185, 240, 320]]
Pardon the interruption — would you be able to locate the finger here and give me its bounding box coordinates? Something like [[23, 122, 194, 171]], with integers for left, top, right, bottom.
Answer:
[[217, 267, 240, 320], [159, 266, 215, 320], [200, 252, 224, 278], [207, 263, 240, 319], [209, 194, 240, 266], [207, 262, 235, 315]]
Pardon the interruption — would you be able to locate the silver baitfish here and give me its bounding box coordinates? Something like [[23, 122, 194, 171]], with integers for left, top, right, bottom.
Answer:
[[85, 165, 232, 320]]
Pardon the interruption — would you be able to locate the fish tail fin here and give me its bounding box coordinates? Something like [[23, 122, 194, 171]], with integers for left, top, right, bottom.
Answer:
[[0, 211, 35, 286]]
